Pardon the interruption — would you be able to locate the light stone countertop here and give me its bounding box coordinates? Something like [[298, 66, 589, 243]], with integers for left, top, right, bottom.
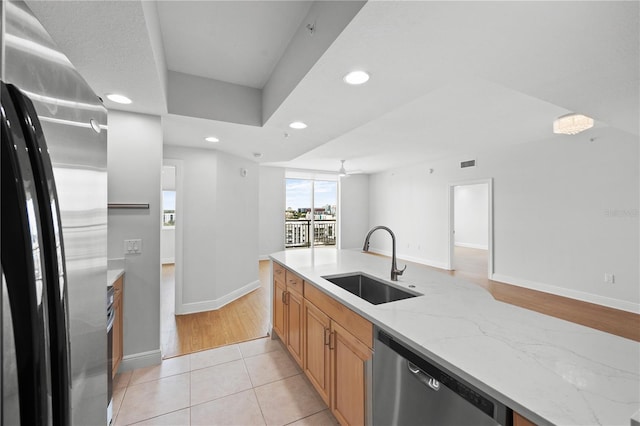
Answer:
[[107, 258, 125, 287], [107, 268, 124, 287], [270, 248, 640, 426]]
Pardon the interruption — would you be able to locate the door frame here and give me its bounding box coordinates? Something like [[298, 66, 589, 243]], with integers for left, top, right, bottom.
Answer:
[[162, 158, 185, 315], [447, 178, 494, 279]]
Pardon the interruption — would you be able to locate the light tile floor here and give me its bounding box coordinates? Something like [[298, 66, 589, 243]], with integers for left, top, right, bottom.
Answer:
[[113, 337, 340, 426]]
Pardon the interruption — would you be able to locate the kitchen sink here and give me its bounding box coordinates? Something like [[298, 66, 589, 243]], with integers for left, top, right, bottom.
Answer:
[[322, 273, 421, 305]]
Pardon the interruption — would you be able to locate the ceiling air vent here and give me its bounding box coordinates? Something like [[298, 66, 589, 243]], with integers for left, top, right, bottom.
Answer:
[[460, 159, 476, 169]]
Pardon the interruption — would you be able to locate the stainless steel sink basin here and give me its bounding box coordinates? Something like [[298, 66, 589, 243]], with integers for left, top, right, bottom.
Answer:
[[322, 273, 421, 305]]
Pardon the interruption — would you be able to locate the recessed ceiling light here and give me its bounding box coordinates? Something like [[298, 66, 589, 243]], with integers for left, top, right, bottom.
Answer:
[[105, 93, 132, 104], [289, 121, 307, 129], [343, 70, 370, 85], [205, 136, 220, 143]]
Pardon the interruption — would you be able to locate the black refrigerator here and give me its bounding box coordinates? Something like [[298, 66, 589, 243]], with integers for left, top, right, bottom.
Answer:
[[1, 1, 109, 425]]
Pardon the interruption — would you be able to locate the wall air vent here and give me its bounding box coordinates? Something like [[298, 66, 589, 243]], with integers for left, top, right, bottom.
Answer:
[[460, 159, 476, 169]]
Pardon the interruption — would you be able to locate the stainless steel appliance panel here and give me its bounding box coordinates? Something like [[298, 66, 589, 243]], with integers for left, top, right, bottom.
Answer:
[[373, 329, 509, 426], [3, 1, 108, 424], [2, 270, 22, 425]]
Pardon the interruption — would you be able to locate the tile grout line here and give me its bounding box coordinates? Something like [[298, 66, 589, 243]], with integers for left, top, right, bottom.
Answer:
[[121, 337, 301, 426], [188, 353, 192, 425], [251, 388, 268, 426]]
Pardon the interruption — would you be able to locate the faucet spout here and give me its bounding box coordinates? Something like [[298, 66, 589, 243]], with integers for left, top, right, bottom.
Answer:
[[362, 226, 406, 281]]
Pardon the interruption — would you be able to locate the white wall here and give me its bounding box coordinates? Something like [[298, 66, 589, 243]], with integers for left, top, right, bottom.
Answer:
[[259, 166, 285, 258], [454, 184, 489, 249], [340, 174, 370, 249], [368, 128, 639, 312], [161, 228, 175, 264], [107, 110, 162, 369], [163, 146, 259, 314]]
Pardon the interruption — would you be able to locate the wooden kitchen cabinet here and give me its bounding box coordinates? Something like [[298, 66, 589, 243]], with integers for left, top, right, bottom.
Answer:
[[330, 321, 371, 426], [276, 262, 372, 425], [112, 276, 124, 378], [303, 299, 331, 405], [303, 297, 372, 425], [272, 261, 373, 425], [272, 264, 304, 367], [285, 288, 304, 366], [514, 412, 537, 426], [273, 277, 286, 340]]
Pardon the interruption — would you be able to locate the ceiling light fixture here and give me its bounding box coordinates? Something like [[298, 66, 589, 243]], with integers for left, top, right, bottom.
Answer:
[[205, 136, 220, 143], [289, 121, 307, 129], [553, 113, 594, 135], [105, 93, 132, 104], [338, 160, 347, 177], [343, 70, 370, 85]]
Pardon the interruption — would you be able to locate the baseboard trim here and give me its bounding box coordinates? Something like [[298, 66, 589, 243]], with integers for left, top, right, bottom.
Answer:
[[161, 258, 175, 265], [258, 255, 270, 261], [454, 242, 488, 250], [119, 349, 162, 372], [178, 280, 261, 315], [492, 273, 640, 314], [367, 248, 449, 270]]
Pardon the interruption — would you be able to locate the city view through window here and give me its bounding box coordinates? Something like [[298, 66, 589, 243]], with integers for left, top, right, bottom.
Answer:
[[285, 179, 337, 248], [163, 190, 176, 227]]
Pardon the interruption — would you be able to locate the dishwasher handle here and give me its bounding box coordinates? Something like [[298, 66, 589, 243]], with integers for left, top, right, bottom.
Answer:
[[408, 361, 440, 391]]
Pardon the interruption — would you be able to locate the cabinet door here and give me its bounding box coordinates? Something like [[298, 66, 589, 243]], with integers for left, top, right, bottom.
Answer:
[[514, 412, 537, 426], [303, 300, 331, 405], [273, 279, 287, 340], [112, 291, 122, 377], [331, 321, 372, 426], [286, 289, 304, 367]]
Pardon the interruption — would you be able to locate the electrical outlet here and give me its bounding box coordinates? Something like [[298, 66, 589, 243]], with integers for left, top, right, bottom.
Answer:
[[124, 239, 142, 254], [604, 273, 615, 284]]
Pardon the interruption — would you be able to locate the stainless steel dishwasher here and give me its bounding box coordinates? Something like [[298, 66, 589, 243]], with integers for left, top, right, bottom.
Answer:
[[373, 329, 510, 426]]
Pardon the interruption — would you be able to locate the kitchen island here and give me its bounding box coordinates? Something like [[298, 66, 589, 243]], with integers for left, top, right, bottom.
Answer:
[[270, 248, 639, 426]]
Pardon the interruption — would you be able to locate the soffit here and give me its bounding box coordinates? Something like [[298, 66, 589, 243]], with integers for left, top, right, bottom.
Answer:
[[25, 0, 167, 115], [156, 1, 313, 89], [24, 1, 639, 174]]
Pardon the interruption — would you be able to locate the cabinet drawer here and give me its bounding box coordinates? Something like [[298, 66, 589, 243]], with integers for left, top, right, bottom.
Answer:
[[286, 270, 304, 295], [273, 262, 285, 283], [305, 283, 373, 348]]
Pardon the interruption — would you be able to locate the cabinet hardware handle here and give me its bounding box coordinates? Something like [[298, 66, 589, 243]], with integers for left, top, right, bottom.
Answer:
[[285, 291, 290, 305], [329, 331, 336, 350], [282, 290, 287, 304], [324, 328, 330, 346]]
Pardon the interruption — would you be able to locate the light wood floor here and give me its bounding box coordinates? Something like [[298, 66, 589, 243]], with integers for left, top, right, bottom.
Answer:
[[161, 261, 271, 358], [446, 246, 639, 342]]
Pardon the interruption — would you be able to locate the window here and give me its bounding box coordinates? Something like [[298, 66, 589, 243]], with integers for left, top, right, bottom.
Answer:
[[163, 190, 176, 227], [285, 174, 337, 249]]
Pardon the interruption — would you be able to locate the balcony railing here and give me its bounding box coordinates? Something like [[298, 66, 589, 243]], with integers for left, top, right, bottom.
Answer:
[[285, 219, 336, 248]]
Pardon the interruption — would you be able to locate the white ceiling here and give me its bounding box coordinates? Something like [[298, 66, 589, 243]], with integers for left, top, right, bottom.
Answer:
[[157, 1, 312, 89], [26, 1, 639, 175]]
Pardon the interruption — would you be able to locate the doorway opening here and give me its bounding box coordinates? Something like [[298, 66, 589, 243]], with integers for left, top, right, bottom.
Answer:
[[160, 162, 179, 358], [448, 179, 493, 286]]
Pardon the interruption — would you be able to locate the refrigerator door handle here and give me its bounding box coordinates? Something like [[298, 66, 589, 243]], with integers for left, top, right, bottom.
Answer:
[[1, 80, 54, 426], [7, 83, 72, 426]]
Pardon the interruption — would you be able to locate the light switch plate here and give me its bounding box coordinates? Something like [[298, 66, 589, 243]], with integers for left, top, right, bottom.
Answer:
[[124, 239, 142, 254]]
